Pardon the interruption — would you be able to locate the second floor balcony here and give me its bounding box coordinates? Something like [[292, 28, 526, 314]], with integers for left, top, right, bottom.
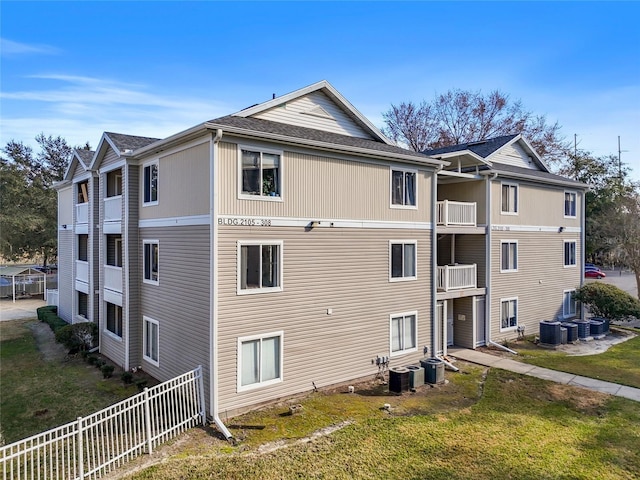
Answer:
[[75, 260, 89, 284], [436, 200, 476, 227], [76, 203, 88, 224], [104, 265, 122, 293], [437, 264, 477, 292], [104, 195, 122, 222]]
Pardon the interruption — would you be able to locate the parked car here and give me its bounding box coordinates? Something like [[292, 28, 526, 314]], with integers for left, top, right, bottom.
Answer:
[[585, 267, 606, 279]]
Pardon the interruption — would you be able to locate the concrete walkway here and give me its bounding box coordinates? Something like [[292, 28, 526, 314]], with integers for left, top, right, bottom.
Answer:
[[448, 347, 640, 403]]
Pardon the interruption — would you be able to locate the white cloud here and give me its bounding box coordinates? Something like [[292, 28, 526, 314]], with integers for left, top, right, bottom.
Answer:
[[0, 38, 60, 56]]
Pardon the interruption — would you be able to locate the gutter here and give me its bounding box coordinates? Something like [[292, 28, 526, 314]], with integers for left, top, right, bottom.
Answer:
[[209, 128, 233, 441], [479, 169, 588, 190]]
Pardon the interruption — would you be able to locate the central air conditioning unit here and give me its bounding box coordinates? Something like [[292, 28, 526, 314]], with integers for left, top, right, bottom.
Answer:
[[388, 367, 410, 393], [405, 364, 425, 388]]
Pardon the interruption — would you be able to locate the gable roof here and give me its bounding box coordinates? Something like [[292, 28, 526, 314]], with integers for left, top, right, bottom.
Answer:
[[89, 132, 160, 171], [63, 148, 96, 181], [232, 80, 394, 146]]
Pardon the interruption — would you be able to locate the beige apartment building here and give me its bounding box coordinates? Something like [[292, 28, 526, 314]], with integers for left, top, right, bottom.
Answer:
[[56, 81, 586, 428]]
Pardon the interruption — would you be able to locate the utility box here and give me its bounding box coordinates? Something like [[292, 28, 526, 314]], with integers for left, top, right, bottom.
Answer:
[[406, 365, 425, 388], [389, 367, 410, 393], [421, 358, 445, 384]]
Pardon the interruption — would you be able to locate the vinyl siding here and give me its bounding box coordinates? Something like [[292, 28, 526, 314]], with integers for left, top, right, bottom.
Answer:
[[139, 141, 210, 220], [127, 165, 141, 368], [489, 231, 582, 341], [89, 176, 100, 324], [218, 141, 433, 223], [437, 179, 486, 224], [217, 225, 432, 413], [490, 142, 536, 169], [99, 146, 121, 171], [253, 91, 375, 140], [138, 225, 210, 387], [59, 187, 73, 226], [57, 230, 74, 321], [492, 180, 582, 228]]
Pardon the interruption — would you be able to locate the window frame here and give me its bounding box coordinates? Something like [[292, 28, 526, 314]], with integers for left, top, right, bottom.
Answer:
[[564, 191, 577, 218], [564, 240, 577, 268], [390, 167, 418, 209], [105, 302, 123, 340], [389, 240, 417, 282], [563, 289, 577, 318], [500, 297, 518, 331], [143, 240, 159, 285], [142, 160, 159, 206], [500, 182, 519, 215], [389, 311, 418, 357], [143, 316, 160, 367], [237, 240, 283, 295], [500, 240, 518, 273], [237, 145, 284, 201], [237, 331, 284, 392]]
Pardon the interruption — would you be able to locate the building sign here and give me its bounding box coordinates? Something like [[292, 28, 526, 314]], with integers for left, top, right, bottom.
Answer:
[[218, 217, 272, 227]]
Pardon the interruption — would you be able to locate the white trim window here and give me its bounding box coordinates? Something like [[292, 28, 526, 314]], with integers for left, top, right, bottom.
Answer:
[[143, 316, 159, 366], [389, 241, 417, 281], [500, 240, 518, 272], [564, 191, 577, 218], [501, 182, 518, 214], [390, 168, 417, 208], [390, 312, 417, 356], [105, 302, 123, 339], [238, 332, 283, 391], [143, 161, 158, 205], [563, 290, 577, 318], [564, 240, 577, 267], [239, 147, 282, 200], [500, 298, 518, 330], [143, 240, 159, 284], [237, 241, 283, 294]]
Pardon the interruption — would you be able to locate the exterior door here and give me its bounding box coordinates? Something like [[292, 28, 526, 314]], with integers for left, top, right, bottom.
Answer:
[[436, 301, 445, 355], [475, 297, 486, 347], [447, 300, 454, 347]]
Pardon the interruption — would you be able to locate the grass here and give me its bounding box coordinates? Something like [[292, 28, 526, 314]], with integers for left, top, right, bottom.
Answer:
[[0, 319, 138, 443], [507, 329, 640, 389], [125, 365, 640, 480]]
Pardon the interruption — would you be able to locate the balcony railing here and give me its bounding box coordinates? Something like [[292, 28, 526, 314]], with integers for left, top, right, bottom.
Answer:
[[104, 195, 122, 222], [104, 265, 122, 293], [436, 200, 476, 226], [76, 203, 88, 224], [437, 264, 477, 291], [75, 260, 89, 283]]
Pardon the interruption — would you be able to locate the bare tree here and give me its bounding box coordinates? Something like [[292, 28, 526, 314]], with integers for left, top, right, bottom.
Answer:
[[382, 89, 569, 168]]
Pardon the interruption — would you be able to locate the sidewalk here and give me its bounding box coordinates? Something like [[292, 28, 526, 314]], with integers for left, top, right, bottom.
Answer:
[[0, 297, 46, 321], [448, 347, 640, 403]]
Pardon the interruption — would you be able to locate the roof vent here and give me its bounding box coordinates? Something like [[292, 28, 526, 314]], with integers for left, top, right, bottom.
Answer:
[[301, 105, 334, 120], [467, 140, 486, 146], [122, 149, 133, 154]]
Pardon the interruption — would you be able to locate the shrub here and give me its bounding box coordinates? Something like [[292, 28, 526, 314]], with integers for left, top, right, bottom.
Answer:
[[37, 305, 57, 321], [121, 371, 134, 384], [55, 322, 98, 353], [574, 283, 640, 321], [135, 379, 148, 392], [95, 359, 106, 369], [101, 364, 115, 379]]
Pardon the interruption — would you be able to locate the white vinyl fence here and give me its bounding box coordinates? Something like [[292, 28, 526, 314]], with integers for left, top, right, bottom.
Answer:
[[1, 366, 205, 480]]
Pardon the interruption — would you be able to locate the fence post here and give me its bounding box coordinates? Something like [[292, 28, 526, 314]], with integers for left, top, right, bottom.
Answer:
[[196, 365, 207, 426], [144, 388, 153, 455], [77, 416, 84, 480]]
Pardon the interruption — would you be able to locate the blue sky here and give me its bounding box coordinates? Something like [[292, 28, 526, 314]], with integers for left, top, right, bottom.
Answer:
[[1, 1, 638, 178]]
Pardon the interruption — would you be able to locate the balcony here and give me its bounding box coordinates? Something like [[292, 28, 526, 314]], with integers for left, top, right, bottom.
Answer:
[[75, 260, 89, 284], [436, 201, 476, 227], [104, 265, 122, 293], [104, 196, 122, 222], [437, 264, 477, 291], [76, 203, 88, 224]]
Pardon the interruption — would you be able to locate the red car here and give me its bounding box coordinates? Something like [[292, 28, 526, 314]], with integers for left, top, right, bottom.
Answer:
[[585, 268, 606, 279]]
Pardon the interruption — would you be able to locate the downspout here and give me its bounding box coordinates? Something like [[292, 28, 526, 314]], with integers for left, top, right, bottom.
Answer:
[[209, 128, 233, 441], [485, 172, 518, 355], [580, 191, 586, 319], [431, 165, 443, 359]]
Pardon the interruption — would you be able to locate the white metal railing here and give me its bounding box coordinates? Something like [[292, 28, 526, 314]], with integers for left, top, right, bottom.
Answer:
[[436, 200, 476, 226], [76, 203, 89, 224], [0, 366, 205, 480], [104, 265, 123, 293], [437, 264, 477, 291], [76, 260, 89, 283], [46, 289, 59, 306], [104, 196, 122, 222]]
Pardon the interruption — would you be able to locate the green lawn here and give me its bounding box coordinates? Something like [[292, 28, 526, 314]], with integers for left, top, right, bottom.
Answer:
[[0, 319, 137, 443]]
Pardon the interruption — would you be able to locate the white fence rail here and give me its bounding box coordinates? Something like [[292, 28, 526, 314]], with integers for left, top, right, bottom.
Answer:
[[1, 366, 205, 480], [75, 203, 89, 225], [103, 196, 122, 222], [46, 289, 59, 307], [437, 264, 477, 291], [436, 200, 477, 226], [104, 266, 123, 293]]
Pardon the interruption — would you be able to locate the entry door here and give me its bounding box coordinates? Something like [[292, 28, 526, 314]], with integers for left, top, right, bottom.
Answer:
[[436, 301, 445, 355], [447, 300, 454, 346], [475, 297, 486, 346]]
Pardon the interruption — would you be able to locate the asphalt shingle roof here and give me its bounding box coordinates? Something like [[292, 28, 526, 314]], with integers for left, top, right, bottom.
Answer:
[[476, 162, 586, 187], [105, 132, 161, 152], [75, 149, 94, 166], [423, 134, 519, 158], [208, 115, 434, 161]]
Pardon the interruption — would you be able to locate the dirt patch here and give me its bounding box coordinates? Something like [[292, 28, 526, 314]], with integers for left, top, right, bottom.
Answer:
[[28, 321, 68, 362], [546, 383, 609, 413]]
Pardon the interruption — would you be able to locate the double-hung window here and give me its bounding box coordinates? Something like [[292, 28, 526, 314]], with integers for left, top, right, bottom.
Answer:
[[501, 183, 518, 214], [564, 241, 576, 267], [500, 298, 518, 330], [500, 241, 518, 272], [106, 302, 123, 338], [143, 316, 159, 366], [390, 241, 417, 281], [143, 240, 159, 284], [564, 191, 577, 218], [143, 162, 158, 205], [391, 168, 417, 207], [238, 332, 282, 390], [390, 312, 417, 355], [563, 290, 577, 318], [240, 148, 282, 199], [238, 241, 283, 294]]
